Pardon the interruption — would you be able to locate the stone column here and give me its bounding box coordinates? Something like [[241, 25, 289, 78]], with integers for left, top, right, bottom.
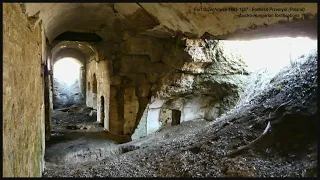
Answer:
[[79, 66, 86, 102], [109, 86, 124, 135]]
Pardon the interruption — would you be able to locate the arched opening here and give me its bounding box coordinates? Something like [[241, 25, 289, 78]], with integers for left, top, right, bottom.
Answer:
[[223, 37, 317, 74], [90, 73, 98, 111], [100, 96, 105, 127], [52, 57, 84, 109]]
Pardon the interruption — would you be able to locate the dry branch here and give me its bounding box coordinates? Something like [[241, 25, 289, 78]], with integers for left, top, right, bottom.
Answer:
[[227, 121, 271, 158]]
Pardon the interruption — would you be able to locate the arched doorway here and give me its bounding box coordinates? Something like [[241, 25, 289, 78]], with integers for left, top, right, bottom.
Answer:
[[91, 73, 98, 110], [92, 73, 97, 93], [171, 109, 181, 126], [52, 57, 85, 109], [100, 96, 105, 127]]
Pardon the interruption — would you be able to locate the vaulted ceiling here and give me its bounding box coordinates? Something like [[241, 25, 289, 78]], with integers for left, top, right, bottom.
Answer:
[[23, 3, 317, 43]]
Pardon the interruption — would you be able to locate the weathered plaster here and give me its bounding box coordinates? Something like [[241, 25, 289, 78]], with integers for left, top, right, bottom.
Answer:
[[3, 3, 45, 177]]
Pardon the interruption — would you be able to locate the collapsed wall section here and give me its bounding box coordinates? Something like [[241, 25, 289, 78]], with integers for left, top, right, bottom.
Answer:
[[132, 39, 250, 138], [103, 34, 249, 137]]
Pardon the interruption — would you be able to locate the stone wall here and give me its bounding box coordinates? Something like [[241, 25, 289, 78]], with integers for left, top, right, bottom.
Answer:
[[86, 59, 98, 109], [108, 35, 174, 135], [162, 97, 221, 122], [79, 66, 86, 101], [96, 59, 111, 130], [159, 109, 173, 126], [84, 53, 111, 130], [3, 3, 45, 177]]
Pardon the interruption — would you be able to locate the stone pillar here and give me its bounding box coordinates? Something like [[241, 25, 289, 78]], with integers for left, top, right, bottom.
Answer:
[[79, 66, 86, 101], [123, 87, 139, 134], [44, 66, 51, 141], [109, 85, 140, 135], [109, 86, 124, 134]]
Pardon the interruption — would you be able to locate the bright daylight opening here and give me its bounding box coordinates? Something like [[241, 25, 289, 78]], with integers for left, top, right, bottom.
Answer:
[[224, 37, 317, 74], [53, 57, 84, 109], [224, 37, 317, 108], [53, 57, 82, 84]]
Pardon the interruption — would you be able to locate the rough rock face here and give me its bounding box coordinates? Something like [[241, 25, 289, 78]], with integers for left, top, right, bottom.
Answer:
[[53, 78, 84, 109], [132, 39, 250, 138]]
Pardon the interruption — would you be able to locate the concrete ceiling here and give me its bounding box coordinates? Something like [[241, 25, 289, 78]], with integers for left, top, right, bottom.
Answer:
[[23, 3, 318, 42]]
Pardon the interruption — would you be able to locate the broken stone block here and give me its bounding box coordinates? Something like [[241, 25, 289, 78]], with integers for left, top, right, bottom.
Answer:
[[120, 35, 164, 62]]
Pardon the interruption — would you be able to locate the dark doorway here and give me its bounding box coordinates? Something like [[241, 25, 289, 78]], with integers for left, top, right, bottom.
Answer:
[[92, 74, 97, 93], [100, 96, 105, 127], [171, 110, 181, 126]]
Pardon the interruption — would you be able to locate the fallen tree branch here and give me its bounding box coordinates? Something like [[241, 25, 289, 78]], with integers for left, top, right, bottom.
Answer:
[[272, 99, 293, 114], [226, 99, 292, 158], [226, 121, 271, 158]]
